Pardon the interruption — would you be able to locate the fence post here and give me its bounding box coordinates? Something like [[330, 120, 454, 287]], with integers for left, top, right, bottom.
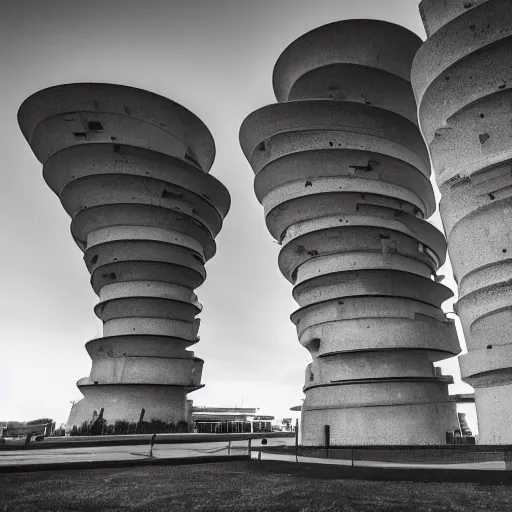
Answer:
[[228, 440, 232, 456], [324, 425, 330, 459], [295, 419, 299, 463], [248, 438, 252, 458], [351, 448, 354, 467], [149, 433, 157, 458], [505, 447, 512, 469]]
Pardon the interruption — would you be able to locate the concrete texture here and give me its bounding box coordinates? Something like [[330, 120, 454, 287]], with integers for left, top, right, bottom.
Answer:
[[412, 0, 512, 444], [18, 83, 230, 429], [240, 20, 461, 446]]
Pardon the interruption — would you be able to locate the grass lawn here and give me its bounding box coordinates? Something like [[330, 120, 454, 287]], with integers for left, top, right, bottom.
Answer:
[[1, 460, 511, 511]]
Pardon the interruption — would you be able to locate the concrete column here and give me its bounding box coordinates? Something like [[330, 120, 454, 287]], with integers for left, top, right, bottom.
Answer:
[[412, 0, 512, 444], [18, 83, 230, 429], [240, 20, 461, 446]]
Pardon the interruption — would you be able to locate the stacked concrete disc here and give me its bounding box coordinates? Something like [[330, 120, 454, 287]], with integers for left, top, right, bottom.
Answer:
[[413, 0, 512, 443], [18, 83, 230, 428], [240, 20, 461, 445]]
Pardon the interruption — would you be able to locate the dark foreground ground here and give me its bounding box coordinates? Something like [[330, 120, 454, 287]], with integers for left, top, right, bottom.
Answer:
[[1, 460, 511, 512]]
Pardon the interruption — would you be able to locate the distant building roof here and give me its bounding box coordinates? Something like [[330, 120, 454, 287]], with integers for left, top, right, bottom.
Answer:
[[290, 395, 476, 411], [191, 406, 274, 422], [452, 394, 475, 403], [192, 407, 258, 414]]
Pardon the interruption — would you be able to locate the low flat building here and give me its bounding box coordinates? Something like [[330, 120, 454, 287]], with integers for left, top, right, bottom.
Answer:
[[192, 407, 274, 433]]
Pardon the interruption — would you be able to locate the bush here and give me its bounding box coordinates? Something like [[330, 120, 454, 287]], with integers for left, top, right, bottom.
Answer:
[[26, 418, 52, 425], [68, 419, 190, 436], [176, 420, 189, 433]]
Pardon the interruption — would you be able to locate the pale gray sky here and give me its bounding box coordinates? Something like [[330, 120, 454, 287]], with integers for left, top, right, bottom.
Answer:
[[0, 0, 476, 431]]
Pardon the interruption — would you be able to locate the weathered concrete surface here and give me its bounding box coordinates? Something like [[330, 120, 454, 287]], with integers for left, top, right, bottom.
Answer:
[[412, 0, 512, 444], [18, 83, 230, 428], [240, 20, 461, 445]]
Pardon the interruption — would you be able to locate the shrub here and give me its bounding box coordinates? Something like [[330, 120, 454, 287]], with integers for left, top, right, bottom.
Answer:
[[26, 418, 52, 425]]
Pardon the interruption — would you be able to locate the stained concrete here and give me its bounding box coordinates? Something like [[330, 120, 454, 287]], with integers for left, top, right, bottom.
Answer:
[[18, 83, 230, 429], [412, 0, 512, 444], [240, 20, 461, 445]]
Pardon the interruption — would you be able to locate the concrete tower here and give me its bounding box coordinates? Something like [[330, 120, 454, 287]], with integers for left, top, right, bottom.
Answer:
[[240, 20, 461, 446], [412, 0, 512, 444], [18, 83, 230, 428]]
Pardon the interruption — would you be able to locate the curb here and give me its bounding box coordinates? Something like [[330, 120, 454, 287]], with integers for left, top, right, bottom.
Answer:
[[0, 455, 250, 474]]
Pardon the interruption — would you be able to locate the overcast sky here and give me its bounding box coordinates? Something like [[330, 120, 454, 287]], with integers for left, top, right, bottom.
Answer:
[[0, 0, 477, 431]]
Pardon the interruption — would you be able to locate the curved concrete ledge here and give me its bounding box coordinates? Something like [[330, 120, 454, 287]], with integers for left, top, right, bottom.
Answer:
[[91, 261, 205, 294], [94, 296, 201, 322], [292, 270, 453, 309], [292, 296, 450, 335], [97, 281, 201, 309], [87, 355, 203, 387], [266, 194, 422, 244], [413, 0, 511, 109], [299, 317, 459, 358], [286, 65, 418, 123], [240, 20, 460, 445], [18, 83, 216, 171], [85, 335, 196, 358], [279, 227, 440, 283], [102, 317, 200, 339], [239, 101, 430, 177], [272, 19, 422, 102], [72, 204, 216, 260], [278, 217, 445, 265], [303, 380, 451, 410], [294, 252, 432, 286], [43, 144, 230, 216], [460, 347, 512, 387], [419, 0, 490, 37], [305, 351, 448, 383], [254, 150, 435, 215], [19, 83, 230, 429], [59, 174, 223, 237]]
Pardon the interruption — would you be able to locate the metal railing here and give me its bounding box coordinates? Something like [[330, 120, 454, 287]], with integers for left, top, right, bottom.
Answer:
[[0, 431, 292, 449], [296, 445, 512, 465]]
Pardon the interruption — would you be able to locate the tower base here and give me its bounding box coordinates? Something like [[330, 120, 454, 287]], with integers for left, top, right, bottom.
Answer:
[[66, 384, 197, 430], [301, 402, 458, 446]]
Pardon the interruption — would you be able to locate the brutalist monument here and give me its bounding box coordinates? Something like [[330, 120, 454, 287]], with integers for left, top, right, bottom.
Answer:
[[413, 0, 512, 443], [18, 83, 230, 429], [240, 20, 461, 445]]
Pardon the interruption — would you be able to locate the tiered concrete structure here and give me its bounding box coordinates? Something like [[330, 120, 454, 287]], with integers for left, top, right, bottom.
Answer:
[[413, 0, 512, 444], [240, 20, 461, 445], [18, 83, 230, 428]]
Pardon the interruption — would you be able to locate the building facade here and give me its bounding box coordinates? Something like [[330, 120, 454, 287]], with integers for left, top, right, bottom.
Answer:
[[192, 407, 274, 433]]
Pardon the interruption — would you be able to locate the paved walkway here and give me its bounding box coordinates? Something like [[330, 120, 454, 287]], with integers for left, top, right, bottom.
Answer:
[[0, 437, 508, 472], [252, 451, 507, 471], [0, 439, 290, 468]]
